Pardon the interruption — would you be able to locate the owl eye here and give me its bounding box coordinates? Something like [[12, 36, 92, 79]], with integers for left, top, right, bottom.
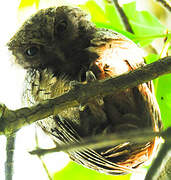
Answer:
[[25, 46, 39, 57], [56, 20, 67, 33]]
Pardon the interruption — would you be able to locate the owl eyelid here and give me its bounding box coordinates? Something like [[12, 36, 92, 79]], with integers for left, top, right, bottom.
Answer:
[[24, 45, 40, 58]]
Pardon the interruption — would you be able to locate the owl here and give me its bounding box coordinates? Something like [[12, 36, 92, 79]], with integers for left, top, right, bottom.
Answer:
[[7, 6, 162, 175]]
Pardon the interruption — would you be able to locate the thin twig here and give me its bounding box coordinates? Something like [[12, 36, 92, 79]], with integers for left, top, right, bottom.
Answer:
[[29, 128, 171, 156], [157, 157, 171, 180], [5, 133, 16, 180], [156, 0, 171, 12], [160, 30, 171, 58], [145, 128, 171, 180], [113, 0, 134, 33], [34, 129, 52, 180], [145, 127, 171, 180], [0, 56, 171, 135]]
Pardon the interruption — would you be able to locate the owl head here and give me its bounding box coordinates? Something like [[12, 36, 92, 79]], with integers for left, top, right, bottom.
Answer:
[[7, 6, 96, 75]]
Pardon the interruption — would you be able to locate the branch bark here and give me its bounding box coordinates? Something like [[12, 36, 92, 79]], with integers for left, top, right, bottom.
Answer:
[[145, 127, 171, 180], [29, 128, 168, 156], [156, 0, 171, 12], [0, 56, 171, 135], [5, 133, 16, 180], [113, 0, 134, 33], [30, 128, 171, 180]]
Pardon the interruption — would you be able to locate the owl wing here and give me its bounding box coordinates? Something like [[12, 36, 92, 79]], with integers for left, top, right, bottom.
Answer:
[[22, 68, 131, 175], [55, 29, 162, 174], [87, 28, 162, 131], [72, 28, 162, 173]]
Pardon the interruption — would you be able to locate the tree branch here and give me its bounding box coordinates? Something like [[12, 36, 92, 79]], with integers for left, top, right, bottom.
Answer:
[[145, 127, 171, 180], [157, 156, 171, 180], [113, 0, 134, 33], [29, 128, 171, 179], [0, 56, 171, 135], [5, 133, 16, 180], [156, 0, 171, 12], [29, 128, 169, 156]]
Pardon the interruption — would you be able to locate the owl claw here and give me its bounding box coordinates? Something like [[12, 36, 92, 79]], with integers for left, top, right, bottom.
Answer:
[[86, 70, 96, 82], [78, 71, 97, 111], [69, 80, 87, 110], [69, 80, 82, 87], [79, 104, 86, 111], [69, 71, 97, 111]]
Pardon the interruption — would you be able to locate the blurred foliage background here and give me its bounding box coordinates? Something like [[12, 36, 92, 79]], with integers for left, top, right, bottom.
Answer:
[[3, 0, 171, 180]]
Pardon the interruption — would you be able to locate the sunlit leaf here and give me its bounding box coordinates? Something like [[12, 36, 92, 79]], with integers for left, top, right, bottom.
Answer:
[[122, 1, 166, 46], [53, 161, 131, 180], [145, 53, 160, 64], [79, 0, 125, 31], [155, 74, 171, 129], [104, 2, 125, 30], [79, 0, 108, 23], [18, 0, 40, 9], [145, 54, 171, 129]]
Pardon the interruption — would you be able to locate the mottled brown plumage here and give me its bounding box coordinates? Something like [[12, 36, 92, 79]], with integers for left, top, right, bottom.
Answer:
[[8, 6, 162, 175]]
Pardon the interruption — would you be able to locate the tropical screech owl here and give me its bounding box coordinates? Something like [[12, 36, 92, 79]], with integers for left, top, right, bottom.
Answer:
[[7, 6, 162, 175]]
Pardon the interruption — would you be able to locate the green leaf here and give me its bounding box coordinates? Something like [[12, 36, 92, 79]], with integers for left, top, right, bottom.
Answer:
[[155, 74, 171, 129], [79, 0, 125, 31], [104, 2, 125, 30], [53, 161, 131, 180], [18, 0, 40, 9], [145, 54, 160, 64], [122, 1, 166, 46], [79, 0, 109, 24], [145, 54, 171, 129]]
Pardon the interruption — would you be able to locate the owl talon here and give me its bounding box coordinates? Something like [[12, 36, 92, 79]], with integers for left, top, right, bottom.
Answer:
[[79, 104, 86, 111], [69, 80, 87, 110], [69, 80, 83, 87], [86, 70, 96, 82], [78, 71, 97, 110]]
